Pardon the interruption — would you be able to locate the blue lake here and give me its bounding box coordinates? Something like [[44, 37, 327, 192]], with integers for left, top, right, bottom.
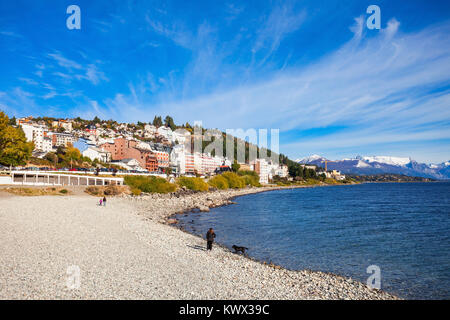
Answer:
[[176, 182, 450, 299]]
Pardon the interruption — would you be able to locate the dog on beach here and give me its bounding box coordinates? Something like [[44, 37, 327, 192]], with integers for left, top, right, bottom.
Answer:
[[232, 245, 248, 254]]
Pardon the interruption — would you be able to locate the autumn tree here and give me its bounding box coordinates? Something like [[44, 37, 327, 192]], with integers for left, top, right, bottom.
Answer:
[[0, 111, 33, 168], [63, 145, 82, 169]]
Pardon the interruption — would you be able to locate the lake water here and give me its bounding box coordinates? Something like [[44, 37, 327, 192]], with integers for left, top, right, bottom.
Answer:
[[176, 182, 450, 299]]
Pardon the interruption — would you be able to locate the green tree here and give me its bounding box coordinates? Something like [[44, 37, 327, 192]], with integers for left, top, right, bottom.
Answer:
[[164, 116, 177, 130], [152, 116, 163, 127], [44, 152, 58, 168], [9, 116, 16, 126], [231, 160, 241, 173], [0, 111, 33, 168]]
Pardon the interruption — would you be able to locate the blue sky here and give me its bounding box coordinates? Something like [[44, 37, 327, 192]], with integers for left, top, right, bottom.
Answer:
[[1, 0, 449, 163]]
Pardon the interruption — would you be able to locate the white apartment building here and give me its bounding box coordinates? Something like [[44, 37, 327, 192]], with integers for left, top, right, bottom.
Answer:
[[252, 159, 270, 184], [82, 147, 111, 163], [278, 164, 289, 178], [112, 158, 144, 171], [202, 153, 222, 176], [20, 123, 47, 151], [172, 129, 191, 144], [48, 132, 76, 147], [42, 137, 53, 153], [156, 126, 173, 140], [144, 124, 157, 134], [267, 163, 289, 179], [170, 145, 186, 175]]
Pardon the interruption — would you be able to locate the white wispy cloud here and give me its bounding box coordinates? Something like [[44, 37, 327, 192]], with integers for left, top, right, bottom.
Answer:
[[0, 31, 22, 38], [47, 52, 83, 70], [45, 52, 108, 85], [85, 18, 450, 161], [76, 64, 108, 85], [252, 3, 306, 65]]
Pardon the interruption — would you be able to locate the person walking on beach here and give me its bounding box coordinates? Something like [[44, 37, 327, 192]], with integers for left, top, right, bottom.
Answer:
[[206, 228, 216, 251], [103, 196, 107, 207], [99, 198, 103, 206]]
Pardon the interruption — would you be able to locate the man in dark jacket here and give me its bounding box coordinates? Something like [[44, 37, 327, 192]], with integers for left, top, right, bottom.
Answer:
[[206, 228, 216, 251]]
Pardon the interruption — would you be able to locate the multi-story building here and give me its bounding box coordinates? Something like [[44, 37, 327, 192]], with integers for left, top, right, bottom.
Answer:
[[144, 124, 157, 135], [252, 159, 269, 184], [170, 145, 186, 175], [200, 153, 217, 176], [277, 164, 289, 178], [331, 170, 346, 181], [20, 123, 47, 151], [50, 132, 76, 147], [144, 153, 158, 172], [85, 124, 97, 135], [100, 138, 138, 160], [156, 126, 173, 140], [267, 162, 289, 179], [185, 152, 195, 174], [16, 117, 33, 126], [99, 138, 159, 172], [150, 144, 170, 169], [42, 137, 53, 153], [52, 119, 73, 132], [82, 147, 112, 163]]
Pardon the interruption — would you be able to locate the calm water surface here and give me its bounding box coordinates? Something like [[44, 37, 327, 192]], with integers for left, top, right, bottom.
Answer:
[[177, 182, 450, 299]]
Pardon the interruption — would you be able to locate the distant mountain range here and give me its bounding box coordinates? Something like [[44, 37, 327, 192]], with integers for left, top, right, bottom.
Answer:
[[296, 155, 450, 180]]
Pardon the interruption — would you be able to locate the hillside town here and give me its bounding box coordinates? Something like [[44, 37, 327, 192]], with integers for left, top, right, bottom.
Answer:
[[12, 116, 297, 184]]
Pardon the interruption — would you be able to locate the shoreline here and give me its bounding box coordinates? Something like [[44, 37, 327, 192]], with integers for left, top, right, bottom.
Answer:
[[131, 185, 399, 299], [0, 185, 400, 299]]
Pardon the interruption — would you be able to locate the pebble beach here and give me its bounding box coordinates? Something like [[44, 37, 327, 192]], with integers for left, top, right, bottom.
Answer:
[[0, 188, 399, 299]]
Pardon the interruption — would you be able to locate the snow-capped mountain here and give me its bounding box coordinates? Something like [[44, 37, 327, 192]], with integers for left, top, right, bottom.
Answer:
[[361, 156, 411, 167], [297, 155, 450, 180], [295, 154, 327, 164]]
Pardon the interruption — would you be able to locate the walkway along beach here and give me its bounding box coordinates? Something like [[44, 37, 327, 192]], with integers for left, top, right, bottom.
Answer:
[[0, 186, 398, 299]]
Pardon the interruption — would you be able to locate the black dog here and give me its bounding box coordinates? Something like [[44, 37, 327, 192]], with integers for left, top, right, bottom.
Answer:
[[232, 245, 248, 254]]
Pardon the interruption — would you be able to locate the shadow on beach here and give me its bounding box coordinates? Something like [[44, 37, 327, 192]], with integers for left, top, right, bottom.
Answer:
[[187, 244, 207, 251]]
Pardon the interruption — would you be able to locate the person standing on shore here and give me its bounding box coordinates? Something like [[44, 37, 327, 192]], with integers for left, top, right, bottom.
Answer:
[[103, 196, 107, 207], [206, 228, 216, 251]]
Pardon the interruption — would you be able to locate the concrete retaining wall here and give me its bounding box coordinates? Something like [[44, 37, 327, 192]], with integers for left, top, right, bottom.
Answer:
[[0, 176, 13, 185]]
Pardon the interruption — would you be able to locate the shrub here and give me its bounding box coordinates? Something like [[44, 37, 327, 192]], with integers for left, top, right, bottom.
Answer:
[[324, 178, 339, 185], [304, 178, 321, 185], [221, 172, 246, 189], [124, 175, 176, 194], [237, 170, 258, 177], [177, 177, 209, 191], [85, 186, 101, 196], [5, 187, 70, 196], [242, 174, 261, 187], [130, 186, 142, 196], [208, 175, 229, 190], [85, 185, 131, 196], [237, 170, 261, 187], [103, 185, 127, 195]]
